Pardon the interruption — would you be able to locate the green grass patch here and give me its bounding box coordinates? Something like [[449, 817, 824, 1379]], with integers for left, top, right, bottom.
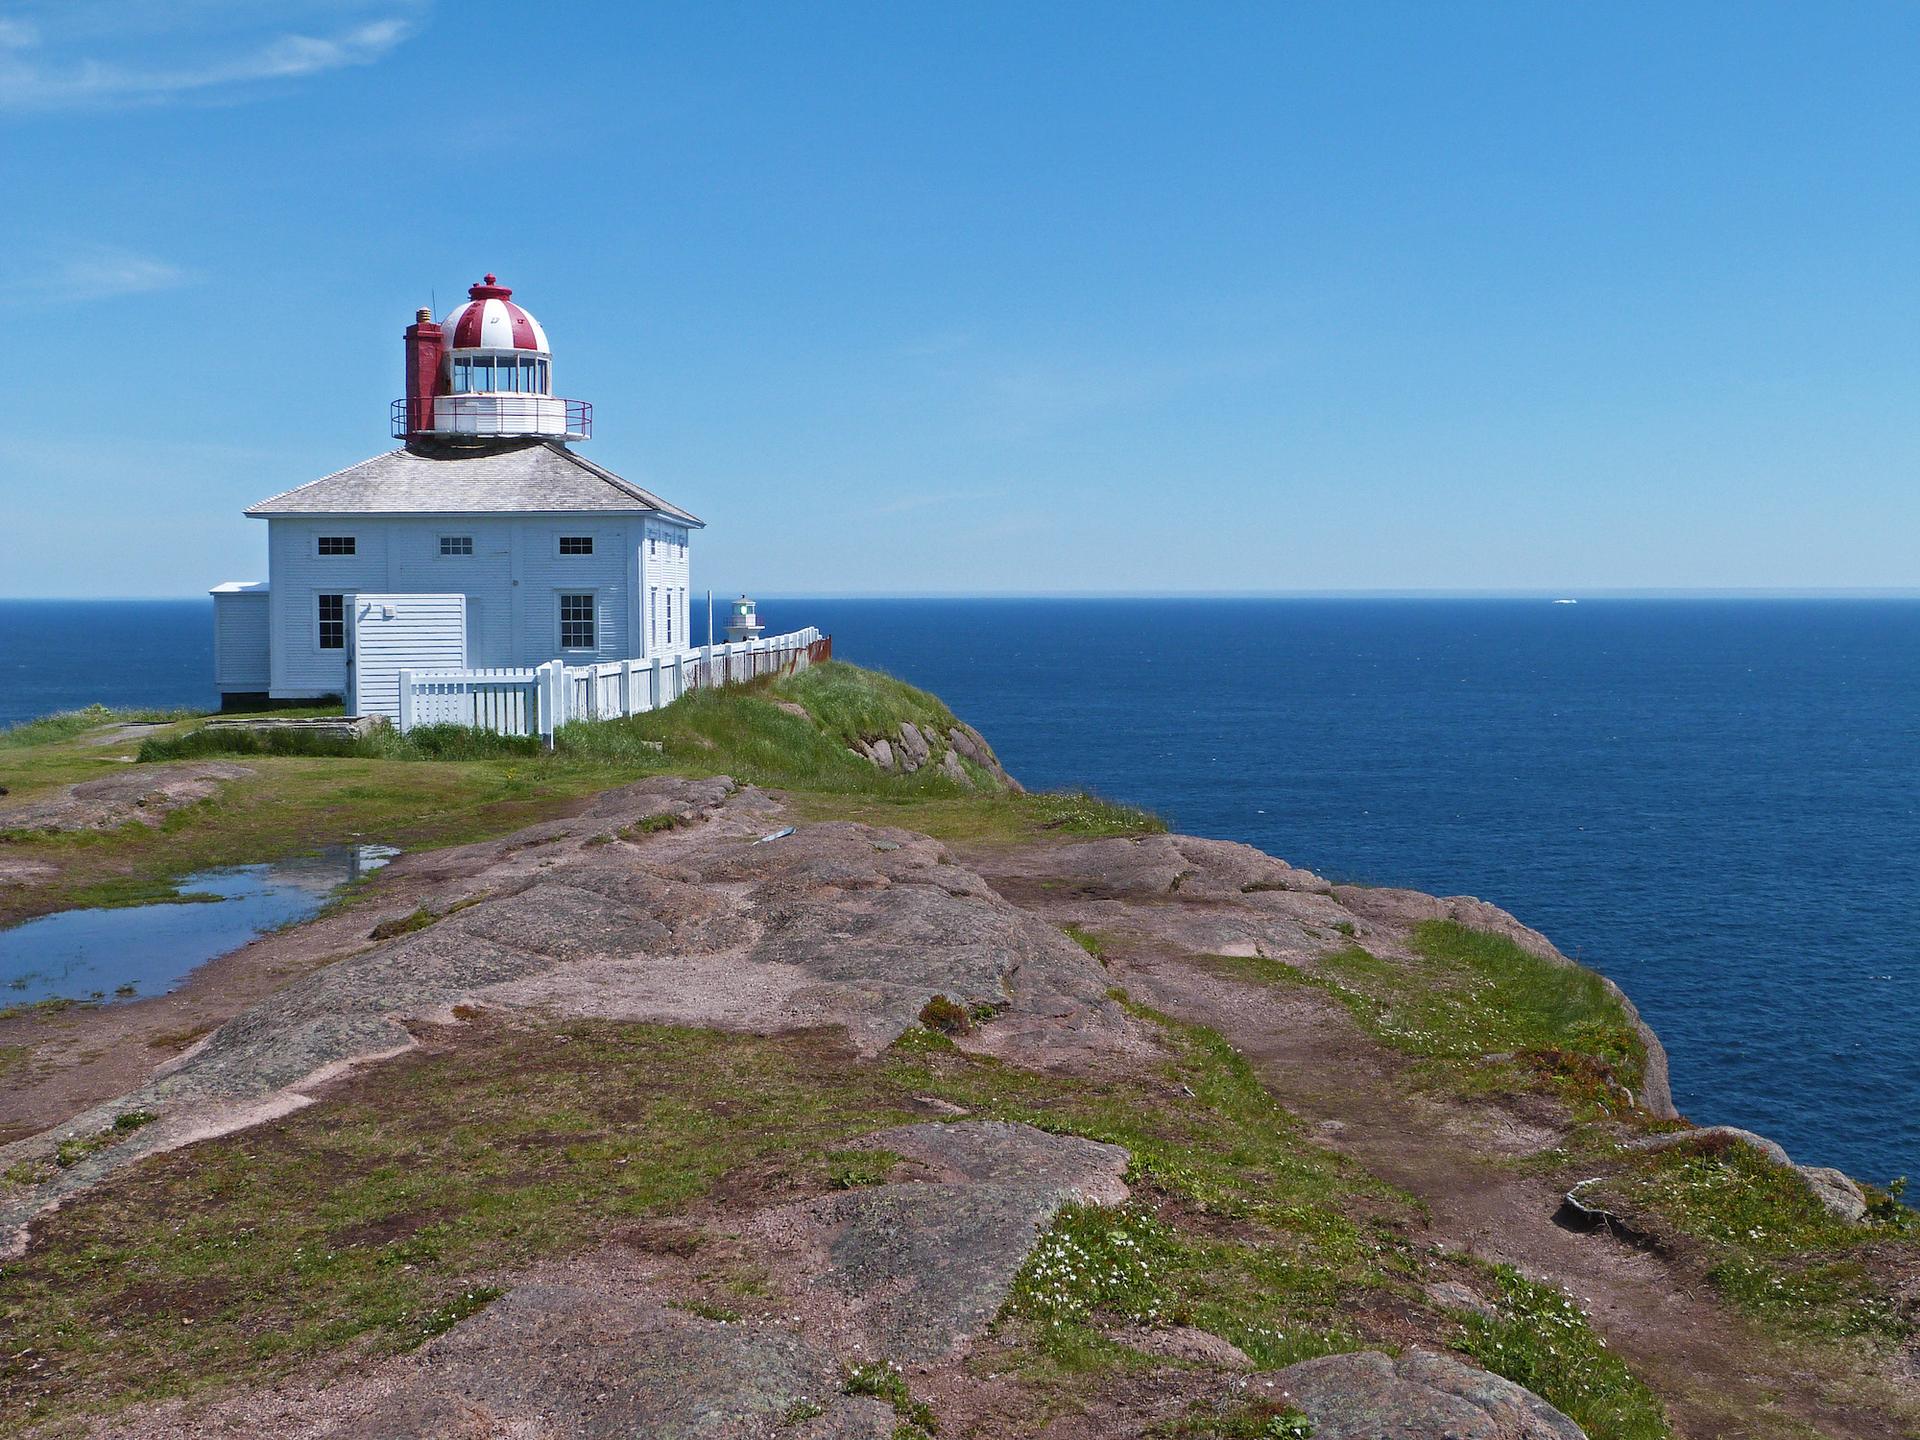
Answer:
[[1455, 1266, 1670, 1440], [779, 661, 956, 752], [1207, 921, 1645, 1116], [1062, 924, 1107, 958], [1155, 1398, 1315, 1438], [1589, 1135, 1915, 1343], [823, 1148, 897, 1190], [0, 706, 200, 750], [4, 664, 1162, 931], [0, 996, 1429, 1432], [843, 1359, 938, 1434]]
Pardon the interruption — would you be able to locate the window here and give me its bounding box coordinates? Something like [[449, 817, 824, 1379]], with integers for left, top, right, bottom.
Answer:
[[452, 357, 473, 393], [559, 535, 593, 555], [650, 587, 659, 649], [439, 535, 473, 556], [560, 593, 595, 650], [649, 535, 656, 557], [318, 593, 345, 650], [317, 536, 355, 556], [680, 587, 688, 645], [666, 589, 673, 647]]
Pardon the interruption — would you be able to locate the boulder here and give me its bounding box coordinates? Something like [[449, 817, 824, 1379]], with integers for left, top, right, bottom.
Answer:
[[1117, 1325, 1252, 1368], [1424, 1280, 1495, 1317], [1271, 1349, 1586, 1439], [938, 747, 975, 789], [947, 723, 1022, 791], [868, 737, 896, 771], [1797, 1165, 1870, 1225], [896, 721, 932, 770]]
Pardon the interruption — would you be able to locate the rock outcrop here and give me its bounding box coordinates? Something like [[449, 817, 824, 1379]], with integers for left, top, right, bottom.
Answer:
[[0, 778, 1134, 1256], [1271, 1349, 1587, 1439], [751, 1121, 1129, 1362], [849, 719, 1021, 791], [1629, 1126, 1872, 1223]]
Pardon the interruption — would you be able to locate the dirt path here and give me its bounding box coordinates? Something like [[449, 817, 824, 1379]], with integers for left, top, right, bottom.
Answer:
[[974, 853, 1911, 1440]]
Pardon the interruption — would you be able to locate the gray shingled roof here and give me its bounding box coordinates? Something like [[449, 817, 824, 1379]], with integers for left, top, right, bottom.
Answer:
[[245, 441, 704, 525]]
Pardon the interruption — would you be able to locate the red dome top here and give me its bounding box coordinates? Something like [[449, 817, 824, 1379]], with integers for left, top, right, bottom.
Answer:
[[442, 275, 548, 351]]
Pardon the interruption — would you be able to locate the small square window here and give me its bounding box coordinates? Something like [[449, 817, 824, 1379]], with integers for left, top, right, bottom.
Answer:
[[318, 536, 355, 556], [559, 535, 593, 556], [318, 593, 345, 650], [560, 593, 596, 650], [439, 535, 474, 556]]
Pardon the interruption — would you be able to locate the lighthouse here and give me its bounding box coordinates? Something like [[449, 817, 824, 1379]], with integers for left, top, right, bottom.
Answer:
[[211, 274, 702, 711], [397, 275, 588, 442]]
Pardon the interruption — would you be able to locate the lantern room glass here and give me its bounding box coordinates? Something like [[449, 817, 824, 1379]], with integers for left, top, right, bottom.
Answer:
[[447, 353, 551, 395]]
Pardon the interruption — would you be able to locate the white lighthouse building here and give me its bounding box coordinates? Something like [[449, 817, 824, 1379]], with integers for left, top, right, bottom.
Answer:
[[210, 275, 703, 711]]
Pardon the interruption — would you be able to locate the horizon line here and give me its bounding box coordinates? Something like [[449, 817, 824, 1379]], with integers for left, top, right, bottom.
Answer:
[[7, 587, 1920, 603]]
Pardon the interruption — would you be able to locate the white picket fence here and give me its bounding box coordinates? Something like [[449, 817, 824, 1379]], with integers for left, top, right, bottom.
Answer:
[[396, 628, 829, 742]]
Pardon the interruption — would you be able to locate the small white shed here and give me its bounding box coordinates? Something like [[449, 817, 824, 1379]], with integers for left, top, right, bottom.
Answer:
[[210, 581, 271, 704]]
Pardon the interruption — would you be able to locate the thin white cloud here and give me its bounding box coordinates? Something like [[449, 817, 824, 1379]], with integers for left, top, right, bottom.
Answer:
[[0, 4, 423, 113], [0, 246, 196, 304]]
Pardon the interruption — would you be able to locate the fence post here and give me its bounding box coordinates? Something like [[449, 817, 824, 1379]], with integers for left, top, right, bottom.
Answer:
[[536, 659, 565, 749], [397, 670, 414, 734]]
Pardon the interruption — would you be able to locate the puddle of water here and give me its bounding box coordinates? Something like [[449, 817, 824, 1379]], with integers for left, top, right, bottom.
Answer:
[[0, 845, 397, 1006]]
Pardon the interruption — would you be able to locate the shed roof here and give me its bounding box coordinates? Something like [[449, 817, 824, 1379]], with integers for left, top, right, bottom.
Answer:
[[245, 441, 703, 525]]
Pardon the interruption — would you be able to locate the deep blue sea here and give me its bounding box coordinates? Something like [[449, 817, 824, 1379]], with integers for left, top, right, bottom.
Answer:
[[2, 597, 1915, 1186]]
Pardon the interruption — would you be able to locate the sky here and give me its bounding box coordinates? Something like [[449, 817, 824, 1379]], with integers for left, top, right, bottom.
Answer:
[[1, 0, 1917, 597]]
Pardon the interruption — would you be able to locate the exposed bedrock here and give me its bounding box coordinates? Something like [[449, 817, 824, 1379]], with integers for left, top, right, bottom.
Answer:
[[0, 761, 254, 833], [0, 778, 1132, 1254], [1271, 1349, 1587, 1439], [983, 832, 1675, 1120], [751, 1120, 1130, 1362]]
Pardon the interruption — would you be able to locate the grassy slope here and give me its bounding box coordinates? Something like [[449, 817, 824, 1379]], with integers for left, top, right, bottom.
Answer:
[[0, 663, 1156, 924], [1202, 924, 1920, 1375], [2, 669, 1908, 1437], [0, 1004, 1659, 1439]]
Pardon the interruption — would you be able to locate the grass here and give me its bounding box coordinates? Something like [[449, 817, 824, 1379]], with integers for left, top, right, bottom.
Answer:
[[1587, 1134, 1916, 1343], [0, 705, 200, 750], [0, 1001, 1426, 1433], [844, 1359, 939, 1435], [0, 988, 1683, 1440], [1207, 921, 1646, 1116], [1455, 1266, 1669, 1440], [0, 664, 1160, 929]]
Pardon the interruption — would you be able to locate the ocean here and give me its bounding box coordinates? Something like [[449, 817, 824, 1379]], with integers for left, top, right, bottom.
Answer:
[[2, 596, 1914, 1186]]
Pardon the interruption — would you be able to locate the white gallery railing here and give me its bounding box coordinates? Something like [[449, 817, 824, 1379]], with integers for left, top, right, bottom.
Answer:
[[397, 628, 830, 741]]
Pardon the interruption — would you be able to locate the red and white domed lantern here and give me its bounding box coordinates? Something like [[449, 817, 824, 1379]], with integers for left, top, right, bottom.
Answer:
[[442, 275, 551, 353], [396, 275, 590, 444]]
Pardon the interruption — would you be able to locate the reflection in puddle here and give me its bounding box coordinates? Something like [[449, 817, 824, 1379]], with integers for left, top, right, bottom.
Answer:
[[0, 845, 397, 1006]]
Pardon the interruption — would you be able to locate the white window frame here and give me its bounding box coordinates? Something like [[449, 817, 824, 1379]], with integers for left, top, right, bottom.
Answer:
[[557, 533, 595, 557], [315, 535, 357, 557], [557, 590, 598, 653], [438, 535, 474, 557]]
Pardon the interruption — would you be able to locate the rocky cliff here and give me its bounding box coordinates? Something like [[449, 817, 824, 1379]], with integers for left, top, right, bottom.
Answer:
[[0, 676, 1913, 1440]]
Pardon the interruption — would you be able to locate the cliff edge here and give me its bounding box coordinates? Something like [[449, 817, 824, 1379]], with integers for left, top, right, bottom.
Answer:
[[0, 667, 1913, 1440]]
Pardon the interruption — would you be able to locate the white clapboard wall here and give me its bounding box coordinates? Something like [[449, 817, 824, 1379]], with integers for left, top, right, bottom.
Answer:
[[348, 594, 467, 720]]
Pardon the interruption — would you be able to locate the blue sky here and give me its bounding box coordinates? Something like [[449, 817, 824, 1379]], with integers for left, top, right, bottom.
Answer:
[[1, 0, 1916, 597]]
